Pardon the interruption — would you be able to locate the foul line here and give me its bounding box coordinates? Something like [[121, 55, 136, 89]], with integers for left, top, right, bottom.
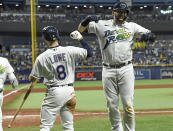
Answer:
[[3, 110, 173, 120], [3, 84, 29, 98]]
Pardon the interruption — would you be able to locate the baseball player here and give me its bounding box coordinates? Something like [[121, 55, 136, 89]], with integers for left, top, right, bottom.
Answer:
[[29, 26, 92, 131], [78, 2, 155, 131], [0, 44, 18, 131]]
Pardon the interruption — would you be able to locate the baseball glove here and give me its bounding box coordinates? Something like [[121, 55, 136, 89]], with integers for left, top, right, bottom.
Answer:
[[139, 33, 156, 42]]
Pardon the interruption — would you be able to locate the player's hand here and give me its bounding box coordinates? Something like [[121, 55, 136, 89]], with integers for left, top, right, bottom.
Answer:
[[70, 30, 83, 41], [140, 33, 156, 42]]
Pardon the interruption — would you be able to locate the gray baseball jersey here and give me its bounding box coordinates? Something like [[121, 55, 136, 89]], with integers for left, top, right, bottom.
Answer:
[[88, 19, 150, 65], [30, 46, 87, 86]]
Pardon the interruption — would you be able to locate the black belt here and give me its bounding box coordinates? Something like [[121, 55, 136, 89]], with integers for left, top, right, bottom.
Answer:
[[48, 83, 73, 88], [103, 61, 132, 68]]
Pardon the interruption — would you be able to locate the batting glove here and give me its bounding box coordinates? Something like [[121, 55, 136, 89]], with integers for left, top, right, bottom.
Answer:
[[70, 30, 83, 41]]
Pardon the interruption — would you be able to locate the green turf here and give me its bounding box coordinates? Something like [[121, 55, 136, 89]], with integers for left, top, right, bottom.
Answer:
[[135, 79, 173, 85], [3, 83, 46, 91], [4, 115, 173, 131], [3, 79, 173, 91], [134, 88, 173, 110], [3, 88, 173, 110], [3, 93, 44, 109], [75, 90, 107, 111], [75, 79, 173, 87]]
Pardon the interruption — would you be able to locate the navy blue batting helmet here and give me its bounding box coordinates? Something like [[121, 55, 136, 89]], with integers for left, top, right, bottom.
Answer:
[[113, 2, 129, 13], [42, 26, 60, 42]]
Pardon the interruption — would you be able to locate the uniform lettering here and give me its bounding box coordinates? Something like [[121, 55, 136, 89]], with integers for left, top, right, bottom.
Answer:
[[0, 65, 5, 74], [49, 53, 66, 64], [107, 36, 117, 43], [104, 29, 131, 45], [104, 30, 116, 37]]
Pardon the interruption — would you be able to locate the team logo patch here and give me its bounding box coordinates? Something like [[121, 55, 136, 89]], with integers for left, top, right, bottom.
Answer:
[[104, 29, 131, 44], [0, 65, 5, 74], [120, 3, 126, 8]]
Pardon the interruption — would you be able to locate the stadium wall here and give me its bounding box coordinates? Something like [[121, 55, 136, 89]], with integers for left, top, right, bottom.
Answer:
[[1, 21, 173, 33], [4, 66, 172, 84]]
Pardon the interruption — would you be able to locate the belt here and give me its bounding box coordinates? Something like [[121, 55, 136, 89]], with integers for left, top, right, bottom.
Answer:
[[48, 83, 73, 88], [103, 61, 132, 68]]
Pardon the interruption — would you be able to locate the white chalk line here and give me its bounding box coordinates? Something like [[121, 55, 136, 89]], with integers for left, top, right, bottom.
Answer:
[[3, 110, 173, 120], [3, 84, 29, 98]]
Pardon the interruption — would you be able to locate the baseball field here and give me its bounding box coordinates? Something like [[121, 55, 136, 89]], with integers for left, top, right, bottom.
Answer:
[[2, 79, 173, 131]]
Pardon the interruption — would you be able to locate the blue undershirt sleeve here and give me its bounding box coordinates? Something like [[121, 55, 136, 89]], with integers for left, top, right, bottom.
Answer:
[[79, 39, 93, 57]]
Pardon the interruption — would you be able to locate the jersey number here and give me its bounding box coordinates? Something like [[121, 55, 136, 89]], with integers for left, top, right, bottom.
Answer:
[[56, 65, 66, 80]]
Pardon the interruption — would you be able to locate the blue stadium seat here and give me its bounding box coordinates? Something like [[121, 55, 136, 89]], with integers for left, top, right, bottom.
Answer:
[[91, 0, 116, 3], [39, 0, 69, 2], [71, 0, 89, 3], [3, 0, 24, 4], [133, 0, 170, 2]]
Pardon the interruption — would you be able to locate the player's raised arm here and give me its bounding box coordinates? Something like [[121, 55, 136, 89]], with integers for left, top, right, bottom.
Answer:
[[70, 30, 93, 57], [78, 15, 98, 33]]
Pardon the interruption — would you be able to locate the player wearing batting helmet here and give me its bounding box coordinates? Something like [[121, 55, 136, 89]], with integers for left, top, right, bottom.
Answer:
[[78, 2, 155, 131], [29, 26, 92, 131], [0, 44, 18, 131]]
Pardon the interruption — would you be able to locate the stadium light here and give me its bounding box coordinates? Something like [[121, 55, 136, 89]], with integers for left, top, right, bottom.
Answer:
[[108, 7, 112, 10], [168, 6, 172, 9], [89, 5, 92, 8], [161, 10, 172, 14]]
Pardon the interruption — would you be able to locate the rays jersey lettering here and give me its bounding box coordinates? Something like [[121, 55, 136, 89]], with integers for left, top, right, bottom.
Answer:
[[48, 53, 67, 80], [0, 65, 5, 74], [48, 53, 66, 64], [104, 29, 130, 44]]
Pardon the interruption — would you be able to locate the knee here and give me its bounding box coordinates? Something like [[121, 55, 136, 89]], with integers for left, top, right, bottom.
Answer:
[[66, 96, 76, 114], [124, 104, 134, 118]]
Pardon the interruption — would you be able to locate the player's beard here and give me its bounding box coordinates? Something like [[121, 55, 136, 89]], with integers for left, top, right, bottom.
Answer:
[[114, 14, 127, 25]]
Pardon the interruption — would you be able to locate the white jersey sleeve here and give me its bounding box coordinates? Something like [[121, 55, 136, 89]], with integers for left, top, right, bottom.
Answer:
[[132, 22, 151, 35], [87, 21, 97, 34], [30, 57, 42, 79], [67, 46, 88, 60]]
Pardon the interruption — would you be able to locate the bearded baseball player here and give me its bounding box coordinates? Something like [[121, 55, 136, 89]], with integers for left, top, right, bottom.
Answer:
[[78, 2, 155, 131], [29, 26, 92, 131], [0, 44, 18, 131]]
